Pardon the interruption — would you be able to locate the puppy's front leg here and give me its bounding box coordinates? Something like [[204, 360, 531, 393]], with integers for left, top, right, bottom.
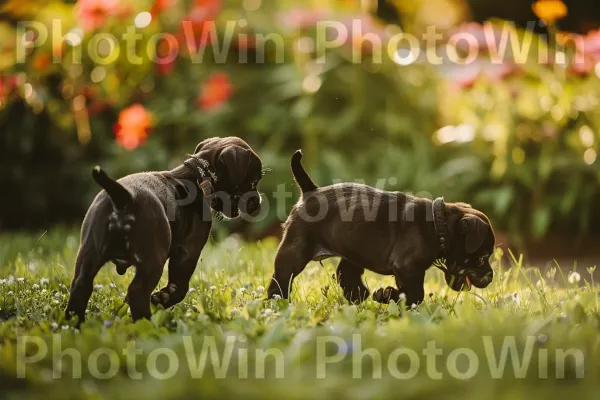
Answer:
[[373, 268, 425, 307], [336, 259, 370, 304], [151, 251, 200, 309]]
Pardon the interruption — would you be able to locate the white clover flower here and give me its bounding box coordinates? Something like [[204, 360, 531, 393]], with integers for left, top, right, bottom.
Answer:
[[536, 280, 546, 290], [61, 325, 69, 331], [263, 308, 273, 317], [251, 291, 257, 297], [17, 277, 24, 283], [410, 303, 417, 309], [256, 286, 265, 294], [209, 285, 217, 291], [239, 287, 247, 294], [109, 283, 117, 289], [41, 289, 47, 294], [7, 291, 13, 296], [188, 288, 196, 293], [40, 278, 49, 286], [273, 294, 281, 300], [399, 293, 407, 301], [32, 284, 40, 290], [51, 322, 58, 330], [93, 284, 103, 290], [568, 272, 581, 284], [512, 293, 521, 306], [0, 279, 6, 285], [7, 275, 14, 284]]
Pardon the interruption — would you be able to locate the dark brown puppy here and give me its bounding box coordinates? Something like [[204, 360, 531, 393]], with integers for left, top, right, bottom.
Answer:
[[267, 150, 495, 306], [66, 137, 263, 323]]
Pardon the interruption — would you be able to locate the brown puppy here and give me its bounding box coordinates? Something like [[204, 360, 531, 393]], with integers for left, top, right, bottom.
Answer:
[[267, 150, 495, 306], [66, 137, 263, 323]]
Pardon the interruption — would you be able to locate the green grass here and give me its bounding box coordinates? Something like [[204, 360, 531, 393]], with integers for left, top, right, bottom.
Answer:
[[1, 230, 600, 400]]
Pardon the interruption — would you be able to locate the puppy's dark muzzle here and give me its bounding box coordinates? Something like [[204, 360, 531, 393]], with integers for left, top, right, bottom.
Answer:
[[445, 265, 493, 291], [239, 192, 261, 216], [470, 269, 493, 288]]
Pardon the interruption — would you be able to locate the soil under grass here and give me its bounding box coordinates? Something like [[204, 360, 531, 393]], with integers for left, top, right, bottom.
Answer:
[[0, 230, 599, 399]]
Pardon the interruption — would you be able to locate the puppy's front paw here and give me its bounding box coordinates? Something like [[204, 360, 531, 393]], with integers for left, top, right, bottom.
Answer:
[[343, 286, 370, 304], [151, 291, 169, 306], [372, 286, 399, 304]]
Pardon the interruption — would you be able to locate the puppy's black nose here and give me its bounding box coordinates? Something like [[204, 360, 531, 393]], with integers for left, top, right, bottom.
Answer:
[[481, 271, 493, 285], [240, 192, 261, 216]]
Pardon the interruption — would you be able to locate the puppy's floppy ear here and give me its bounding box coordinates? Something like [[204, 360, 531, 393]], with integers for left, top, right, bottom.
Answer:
[[460, 214, 489, 254], [218, 145, 251, 185], [194, 139, 210, 154]]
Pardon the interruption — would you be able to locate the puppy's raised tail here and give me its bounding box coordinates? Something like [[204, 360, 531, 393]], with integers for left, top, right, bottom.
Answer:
[[92, 166, 135, 275], [291, 150, 318, 194], [92, 166, 132, 210]]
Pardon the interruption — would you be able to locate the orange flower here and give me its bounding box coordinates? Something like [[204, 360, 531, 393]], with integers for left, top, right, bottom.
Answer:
[[113, 104, 153, 150], [197, 73, 233, 110], [532, 0, 567, 23], [76, 0, 119, 32], [33, 53, 51, 70]]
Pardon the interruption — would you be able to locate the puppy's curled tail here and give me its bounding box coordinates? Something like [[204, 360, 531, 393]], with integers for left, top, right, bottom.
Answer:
[[92, 166, 132, 210], [291, 150, 318, 195]]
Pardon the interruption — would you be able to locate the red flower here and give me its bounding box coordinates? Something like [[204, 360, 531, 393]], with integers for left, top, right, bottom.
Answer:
[[113, 104, 153, 150], [179, 0, 222, 54], [151, 0, 175, 17], [197, 73, 233, 110], [0, 75, 16, 102], [76, 0, 120, 32]]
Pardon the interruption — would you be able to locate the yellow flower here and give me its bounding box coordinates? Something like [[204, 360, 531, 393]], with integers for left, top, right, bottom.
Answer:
[[532, 0, 567, 23]]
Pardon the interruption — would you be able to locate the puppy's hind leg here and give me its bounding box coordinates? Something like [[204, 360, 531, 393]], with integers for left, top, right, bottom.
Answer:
[[267, 230, 312, 300], [127, 259, 164, 321], [65, 243, 104, 324], [336, 259, 369, 304]]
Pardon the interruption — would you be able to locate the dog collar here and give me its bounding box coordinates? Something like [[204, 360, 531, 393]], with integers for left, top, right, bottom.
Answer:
[[432, 197, 449, 255], [183, 157, 217, 199]]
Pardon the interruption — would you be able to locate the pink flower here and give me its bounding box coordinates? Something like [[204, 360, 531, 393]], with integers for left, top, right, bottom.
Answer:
[[76, 0, 120, 32], [342, 15, 387, 54], [113, 104, 153, 150], [277, 7, 327, 30], [451, 22, 505, 53], [440, 60, 515, 89], [197, 73, 233, 110], [571, 30, 600, 75]]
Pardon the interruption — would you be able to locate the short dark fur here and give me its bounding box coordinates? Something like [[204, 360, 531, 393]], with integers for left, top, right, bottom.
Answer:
[[268, 150, 495, 306], [66, 137, 263, 323]]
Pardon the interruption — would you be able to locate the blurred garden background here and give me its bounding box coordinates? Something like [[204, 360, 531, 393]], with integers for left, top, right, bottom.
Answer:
[[1, 0, 600, 260]]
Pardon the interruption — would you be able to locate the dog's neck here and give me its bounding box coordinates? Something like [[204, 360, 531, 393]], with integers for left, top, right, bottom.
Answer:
[[432, 197, 449, 256], [167, 158, 217, 200]]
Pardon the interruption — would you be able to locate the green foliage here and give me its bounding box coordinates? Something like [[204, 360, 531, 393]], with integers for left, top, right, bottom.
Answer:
[[1, 1, 600, 241], [0, 231, 600, 398]]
